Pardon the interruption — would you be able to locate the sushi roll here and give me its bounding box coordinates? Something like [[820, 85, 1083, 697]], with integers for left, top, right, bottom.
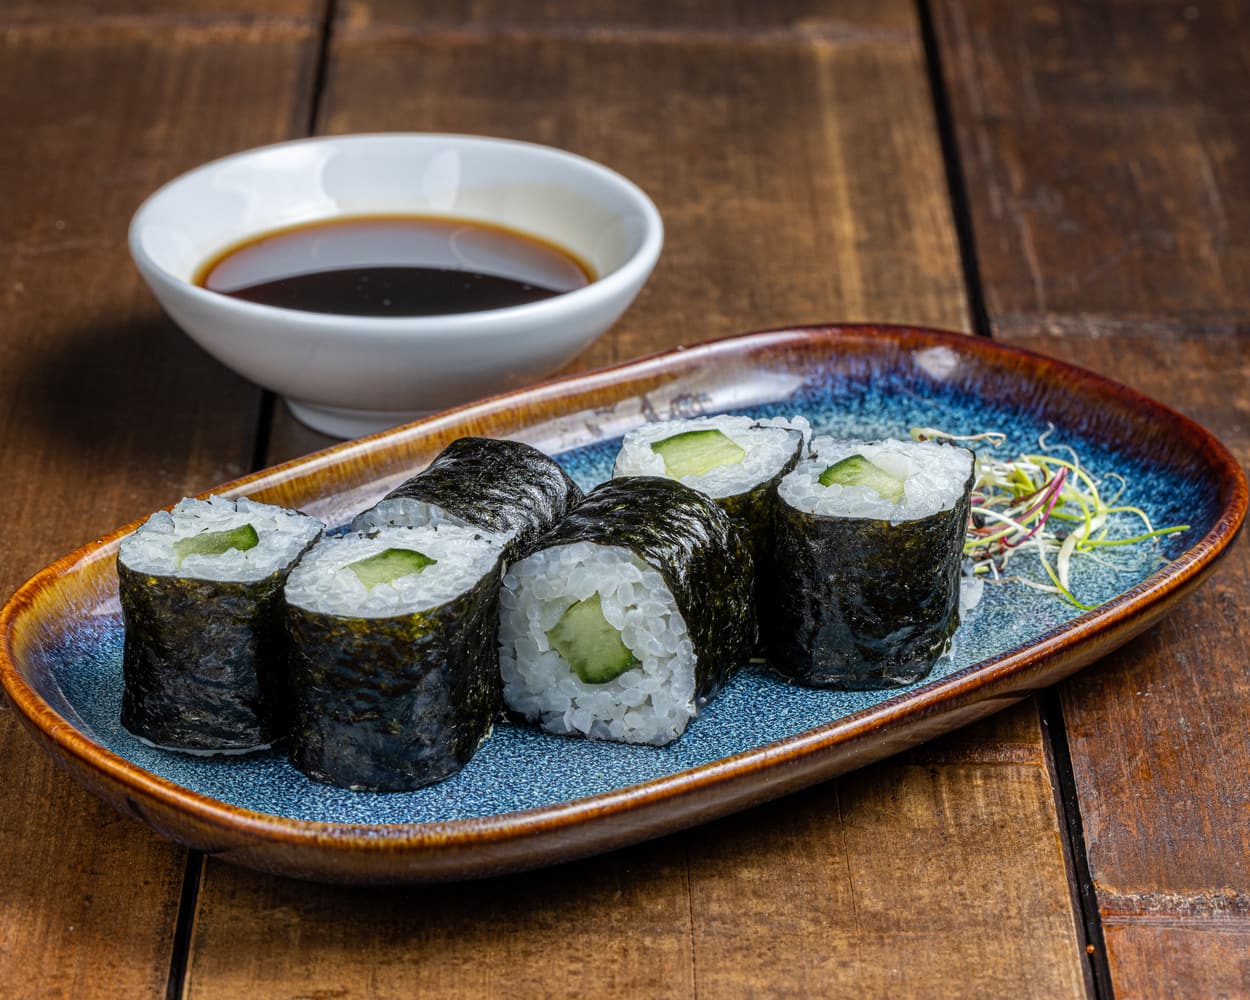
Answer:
[[770, 437, 974, 689], [612, 414, 807, 557], [352, 436, 583, 559], [285, 524, 504, 791], [498, 477, 755, 746], [612, 416, 806, 644], [118, 496, 324, 753]]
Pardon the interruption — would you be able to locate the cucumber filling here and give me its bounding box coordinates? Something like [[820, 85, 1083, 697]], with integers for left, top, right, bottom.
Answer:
[[650, 429, 747, 478], [173, 523, 259, 566], [546, 592, 639, 684], [348, 547, 437, 590], [818, 454, 906, 503]]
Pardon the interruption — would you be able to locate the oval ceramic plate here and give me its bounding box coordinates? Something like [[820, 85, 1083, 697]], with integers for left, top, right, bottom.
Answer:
[[1, 326, 1244, 883]]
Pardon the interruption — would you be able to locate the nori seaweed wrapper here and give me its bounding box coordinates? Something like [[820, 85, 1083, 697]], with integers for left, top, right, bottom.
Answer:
[[712, 427, 804, 649], [536, 477, 756, 701], [769, 467, 974, 689], [712, 428, 804, 544], [286, 566, 502, 792], [613, 420, 804, 655], [352, 437, 583, 559], [119, 565, 290, 751]]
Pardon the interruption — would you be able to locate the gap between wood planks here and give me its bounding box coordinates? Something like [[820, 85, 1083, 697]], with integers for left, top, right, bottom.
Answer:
[[162, 4, 336, 999], [916, 1, 1111, 997]]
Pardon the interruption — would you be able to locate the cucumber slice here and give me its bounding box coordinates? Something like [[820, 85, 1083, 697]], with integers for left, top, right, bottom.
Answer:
[[546, 592, 639, 684], [348, 548, 437, 590], [818, 454, 906, 503], [650, 429, 747, 478], [173, 523, 259, 566]]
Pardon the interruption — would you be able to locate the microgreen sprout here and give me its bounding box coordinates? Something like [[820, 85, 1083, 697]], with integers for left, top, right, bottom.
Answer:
[[912, 425, 1190, 609]]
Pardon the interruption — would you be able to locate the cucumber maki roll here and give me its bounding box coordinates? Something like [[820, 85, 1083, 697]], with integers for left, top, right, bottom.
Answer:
[[612, 414, 807, 552], [771, 438, 974, 689], [118, 496, 324, 753], [285, 524, 504, 791], [612, 416, 806, 646], [498, 477, 755, 746], [352, 436, 583, 559]]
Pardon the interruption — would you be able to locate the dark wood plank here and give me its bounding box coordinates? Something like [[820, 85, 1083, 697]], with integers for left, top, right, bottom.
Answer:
[[934, 0, 1250, 334], [687, 747, 1086, 999], [1104, 925, 1250, 1000], [2, 0, 315, 23], [201, 6, 1092, 998], [934, 0, 1250, 990], [0, 8, 323, 997], [348, 0, 918, 34], [185, 842, 696, 999]]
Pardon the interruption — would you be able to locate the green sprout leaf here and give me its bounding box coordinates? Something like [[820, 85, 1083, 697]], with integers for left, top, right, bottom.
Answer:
[[920, 425, 1189, 609]]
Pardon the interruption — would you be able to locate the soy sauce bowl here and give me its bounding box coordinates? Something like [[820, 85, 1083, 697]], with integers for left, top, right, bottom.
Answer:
[[129, 133, 663, 438]]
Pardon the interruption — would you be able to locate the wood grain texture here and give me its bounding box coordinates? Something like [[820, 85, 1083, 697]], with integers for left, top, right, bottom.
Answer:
[[0, 7, 322, 998], [185, 841, 696, 1000], [1103, 925, 1250, 1000], [933, 0, 1250, 990], [215, 4, 1091, 998], [2, 0, 316, 24], [184, 720, 1081, 1000], [933, 0, 1250, 334], [687, 755, 1085, 999], [343, 0, 918, 35]]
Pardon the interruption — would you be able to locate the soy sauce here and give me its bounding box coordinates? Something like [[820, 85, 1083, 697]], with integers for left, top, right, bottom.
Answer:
[[195, 215, 593, 316]]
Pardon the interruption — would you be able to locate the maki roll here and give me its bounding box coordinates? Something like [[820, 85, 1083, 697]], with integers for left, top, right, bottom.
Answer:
[[352, 436, 583, 559], [612, 414, 807, 558], [118, 496, 324, 752], [612, 416, 806, 643], [285, 524, 504, 791], [498, 477, 755, 746], [771, 438, 974, 689]]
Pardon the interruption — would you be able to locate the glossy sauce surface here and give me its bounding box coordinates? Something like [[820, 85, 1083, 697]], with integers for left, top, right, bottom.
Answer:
[[196, 215, 593, 316]]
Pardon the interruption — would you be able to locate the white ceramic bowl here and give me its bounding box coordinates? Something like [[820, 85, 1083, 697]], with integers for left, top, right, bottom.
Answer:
[[129, 133, 663, 438]]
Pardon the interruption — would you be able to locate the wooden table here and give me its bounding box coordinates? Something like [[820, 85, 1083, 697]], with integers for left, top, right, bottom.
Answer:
[[2, 2, 1246, 996]]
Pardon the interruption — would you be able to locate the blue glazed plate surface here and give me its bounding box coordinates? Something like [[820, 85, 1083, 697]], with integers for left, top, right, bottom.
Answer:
[[3, 326, 1242, 880]]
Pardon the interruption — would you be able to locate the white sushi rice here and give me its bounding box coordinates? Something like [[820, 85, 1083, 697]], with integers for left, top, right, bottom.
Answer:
[[498, 541, 697, 746], [284, 524, 504, 619], [756, 413, 813, 449], [779, 438, 974, 523], [613, 415, 808, 499], [118, 496, 323, 583]]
